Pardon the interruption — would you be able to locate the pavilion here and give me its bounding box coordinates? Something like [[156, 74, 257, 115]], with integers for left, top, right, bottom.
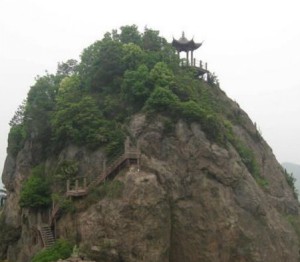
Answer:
[[172, 32, 209, 77]]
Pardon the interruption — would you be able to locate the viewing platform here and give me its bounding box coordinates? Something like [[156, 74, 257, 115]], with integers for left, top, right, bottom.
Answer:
[[180, 58, 210, 77]]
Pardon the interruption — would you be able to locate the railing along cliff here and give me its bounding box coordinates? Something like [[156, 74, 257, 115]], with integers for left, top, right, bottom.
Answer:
[[50, 139, 141, 231], [66, 142, 140, 197]]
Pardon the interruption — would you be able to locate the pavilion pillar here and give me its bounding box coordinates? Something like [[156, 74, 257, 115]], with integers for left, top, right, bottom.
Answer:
[[186, 51, 189, 65], [191, 51, 194, 66]]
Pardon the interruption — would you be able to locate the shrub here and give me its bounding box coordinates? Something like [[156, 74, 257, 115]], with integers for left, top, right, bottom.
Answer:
[[54, 160, 79, 181], [7, 124, 26, 157], [149, 62, 175, 88], [201, 114, 225, 144], [19, 165, 51, 209], [223, 121, 268, 187], [31, 239, 72, 262], [144, 86, 179, 113], [178, 100, 205, 121], [177, 101, 224, 144], [52, 194, 76, 214]]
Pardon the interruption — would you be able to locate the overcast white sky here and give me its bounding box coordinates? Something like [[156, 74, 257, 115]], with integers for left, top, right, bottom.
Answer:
[[1, 0, 300, 189]]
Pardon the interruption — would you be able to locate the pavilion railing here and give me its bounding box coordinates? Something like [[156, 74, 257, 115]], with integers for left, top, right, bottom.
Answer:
[[179, 58, 208, 71]]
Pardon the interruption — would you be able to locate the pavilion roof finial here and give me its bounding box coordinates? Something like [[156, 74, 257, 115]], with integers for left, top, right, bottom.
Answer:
[[172, 32, 202, 52]]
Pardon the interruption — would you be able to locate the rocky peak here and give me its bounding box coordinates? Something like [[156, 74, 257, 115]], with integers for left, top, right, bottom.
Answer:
[[1, 25, 300, 262]]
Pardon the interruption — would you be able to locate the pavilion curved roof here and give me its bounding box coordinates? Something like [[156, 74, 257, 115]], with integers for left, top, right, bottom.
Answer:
[[172, 32, 202, 52]]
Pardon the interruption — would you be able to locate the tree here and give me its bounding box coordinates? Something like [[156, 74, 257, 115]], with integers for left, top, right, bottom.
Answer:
[[79, 39, 124, 90], [22, 74, 61, 158], [119, 25, 142, 45], [7, 124, 26, 157], [122, 43, 144, 70], [78, 40, 102, 81], [19, 165, 51, 209], [57, 59, 78, 76], [122, 65, 151, 110], [142, 28, 163, 51], [149, 62, 175, 88], [52, 86, 105, 148], [9, 100, 26, 127], [7, 100, 27, 156], [145, 86, 179, 113]]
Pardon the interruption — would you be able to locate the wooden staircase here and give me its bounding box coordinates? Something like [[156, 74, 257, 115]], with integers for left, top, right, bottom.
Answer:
[[39, 225, 55, 248], [49, 139, 141, 241], [66, 143, 141, 197]]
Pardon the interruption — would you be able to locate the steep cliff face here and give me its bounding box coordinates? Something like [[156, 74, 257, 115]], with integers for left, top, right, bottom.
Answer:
[[2, 92, 300, 262], [1, 25, 300, 261]]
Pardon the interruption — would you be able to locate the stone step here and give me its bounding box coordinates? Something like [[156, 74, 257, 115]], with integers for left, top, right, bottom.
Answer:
[[40, 225, 55, 248]]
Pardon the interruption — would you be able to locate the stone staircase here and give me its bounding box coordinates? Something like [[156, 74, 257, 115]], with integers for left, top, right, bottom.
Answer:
[[39, 225, 55, 248]]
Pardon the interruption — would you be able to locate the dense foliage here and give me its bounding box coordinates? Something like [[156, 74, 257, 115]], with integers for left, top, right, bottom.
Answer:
[[19, 165, 51, 209], [7, 24, 266, 196], [8, 25, 225, 160]]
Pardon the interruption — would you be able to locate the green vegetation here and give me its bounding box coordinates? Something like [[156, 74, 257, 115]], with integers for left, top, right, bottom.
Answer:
[[54, 160, 79, 181], [31, 239, 72, 262], [7, 24, 227, 161], [224, 121, 268, 187], [6, 24, 268, 209], [7, 100, 26, 157], [19, 165, 51, 209], [52, 193, 76, 214]]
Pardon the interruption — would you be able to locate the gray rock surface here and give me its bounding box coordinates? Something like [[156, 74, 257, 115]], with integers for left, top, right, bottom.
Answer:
[[2, 106, 300, 261]]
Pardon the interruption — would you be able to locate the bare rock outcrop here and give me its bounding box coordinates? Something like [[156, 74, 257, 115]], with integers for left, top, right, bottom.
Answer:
[[2, 111, 300, 261]]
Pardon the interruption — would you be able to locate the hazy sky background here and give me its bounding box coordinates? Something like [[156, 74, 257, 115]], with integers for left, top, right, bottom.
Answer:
[[1, 0, 300, 189]]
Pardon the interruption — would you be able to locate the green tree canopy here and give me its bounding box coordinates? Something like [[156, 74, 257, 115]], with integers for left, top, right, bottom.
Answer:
[[119, 25, 142, 45], [51, 76, 102, 146], [122, 65, 152, 110], [145, 86, 179, 113], [150, 62, 175, 88], [19, 165, 51, 209]]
